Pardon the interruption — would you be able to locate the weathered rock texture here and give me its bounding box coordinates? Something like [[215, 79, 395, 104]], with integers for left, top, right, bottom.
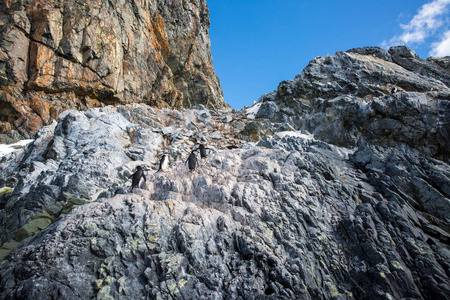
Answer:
[[254, 46, 450, 161], [0, 103, 449, 299], [0, 0, 227, 141], [0, 104, 251, 261], [0, 45, 449, 299]]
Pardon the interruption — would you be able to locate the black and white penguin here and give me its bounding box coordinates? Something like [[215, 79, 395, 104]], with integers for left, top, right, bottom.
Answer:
[[157, 154, 169, 172], [129, 166, 146, 192], [195, 144, 213, 159], [198, 144, 208, 159], [185, 150, 198, 171]]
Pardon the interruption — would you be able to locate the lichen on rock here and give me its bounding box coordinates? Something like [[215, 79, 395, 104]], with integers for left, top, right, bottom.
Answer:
[[0, 0, 228, 142], [0, 101, 448, 299]]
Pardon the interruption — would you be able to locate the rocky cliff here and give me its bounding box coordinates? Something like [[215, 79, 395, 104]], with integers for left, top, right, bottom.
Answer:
[[254, 46, 450, 161], [0, 0, 227, 142], [0, 46, 449, 299]]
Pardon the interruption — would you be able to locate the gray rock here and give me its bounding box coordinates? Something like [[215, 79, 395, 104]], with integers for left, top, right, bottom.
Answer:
[[221, 115, 233, 123], [255, 101, 279, 119], [161, 126, 174, 136], [389, 46, 450, 87], [194, 109, 212, 122], [350, 144, 450, 222], [210, 131, 221, 139], [347, 46, 393, 62], [0, 111, 448, 299], [1, 43, 450, 299], [249, 46, 450, 160]]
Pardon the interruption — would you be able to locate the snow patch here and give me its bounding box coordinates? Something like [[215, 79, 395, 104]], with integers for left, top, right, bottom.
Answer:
[[0, 140, 34, 158], [333, 145, 357, 159], [275, 131, 315, 140], [246, 102, 262, 120]]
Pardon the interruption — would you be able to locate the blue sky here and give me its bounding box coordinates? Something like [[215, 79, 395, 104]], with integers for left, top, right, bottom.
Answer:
[[208, 0, 450, 109]]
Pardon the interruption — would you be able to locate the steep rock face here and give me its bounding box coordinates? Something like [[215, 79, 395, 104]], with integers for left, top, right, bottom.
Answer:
[[254, 46, 450, 161], [0, 0, 227, 141], [0, 104, 449, 299], [0, 104, 249, 257]]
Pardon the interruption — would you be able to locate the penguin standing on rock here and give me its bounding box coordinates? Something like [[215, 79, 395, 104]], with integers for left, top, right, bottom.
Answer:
[[129, 166, 146, 192], [195, 144, 213, 159], [157, 154, 169, 172], [185, 150, 198, 171], [198, 144, 208, 159]]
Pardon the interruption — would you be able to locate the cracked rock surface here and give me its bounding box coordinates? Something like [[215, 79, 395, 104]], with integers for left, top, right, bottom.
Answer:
[[0, 0, 227, 142], [254, 46, 450, 161], [0, 103, 449, 299], [0, 44, 449, 299]]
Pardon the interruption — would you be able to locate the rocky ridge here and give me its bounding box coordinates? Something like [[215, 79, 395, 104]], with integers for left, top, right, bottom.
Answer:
[[254, 46, 450, 161], [0, 100, 449, 299], [0, 45, 449, 299], [0, 0, 228, 142]]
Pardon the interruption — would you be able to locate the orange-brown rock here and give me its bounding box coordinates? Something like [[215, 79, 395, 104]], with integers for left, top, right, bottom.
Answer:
[[0, 0, 228, 141]]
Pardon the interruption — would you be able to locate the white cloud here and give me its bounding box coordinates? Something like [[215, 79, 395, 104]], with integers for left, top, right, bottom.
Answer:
[[384, 0, 450, 48], [430, 30, 450, 56], [399, 0, 450, 43]]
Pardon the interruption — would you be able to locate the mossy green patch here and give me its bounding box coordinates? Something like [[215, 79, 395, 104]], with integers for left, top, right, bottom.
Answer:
[[0, 187, 13, 195], [0, 240, 19, 260], [318, 235, 328, 245], [97, 285, 114, 300], [61, 193, 88, 214], [1, 194, 91, 260], [324, 281, 339, 297], [1, 240, 19, 251], [15, 216, 52, 241], [390, 260, 403, 270], [147, 232, 159, 243], [34, 210, 54, 221], [95, 279, 103, 289], [178, 279, 188, 288]]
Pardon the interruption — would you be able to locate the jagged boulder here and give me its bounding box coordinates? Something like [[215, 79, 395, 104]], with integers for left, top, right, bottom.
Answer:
[[253, 46, 450, 161], [0, 0, 228, 142]]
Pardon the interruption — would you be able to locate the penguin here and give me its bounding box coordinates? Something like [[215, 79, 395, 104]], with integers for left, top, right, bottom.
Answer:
[[157, 154, 169, 172], [198, 144, 207, 159], [195, 144, 212, 159], [391, 86, 398, 94], [185, 150, 198, 171], [129, 166, 146, 192]]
